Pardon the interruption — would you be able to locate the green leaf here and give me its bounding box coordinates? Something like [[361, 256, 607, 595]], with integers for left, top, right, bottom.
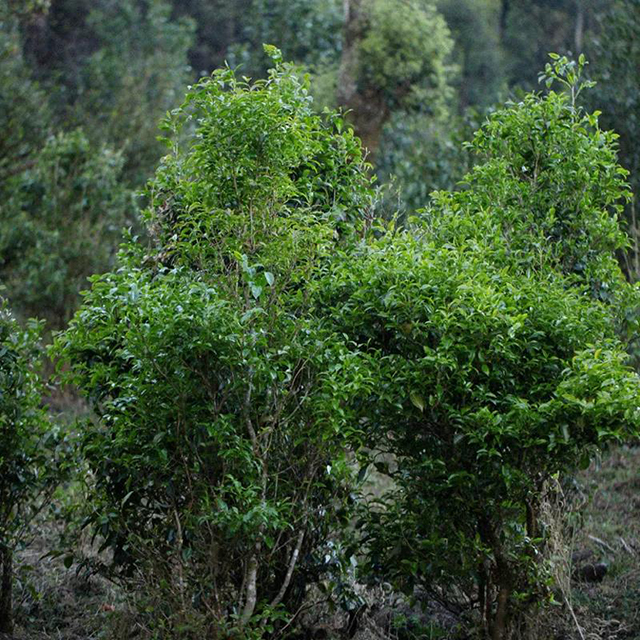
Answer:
[[410, 391, 425, 412]]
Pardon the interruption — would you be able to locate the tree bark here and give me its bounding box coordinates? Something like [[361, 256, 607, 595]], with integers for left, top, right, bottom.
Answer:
[[337, 0, 365, 107], [574, 0, 585, 53], [270, 530, 304, 609], [240, 548, 260, 626], [0, 545, 13, 634], [336, 0, 388, 157], [478, 517, 513, 640], [491, 584, 510, 640]]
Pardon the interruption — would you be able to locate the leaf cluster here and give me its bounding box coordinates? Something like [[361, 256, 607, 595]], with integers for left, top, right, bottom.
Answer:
[[0, 301, 59, 550], [357, 0, 454, 114], [0, 130, 134, 326]]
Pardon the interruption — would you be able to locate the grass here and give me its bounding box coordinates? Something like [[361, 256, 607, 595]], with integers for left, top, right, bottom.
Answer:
[[566, 444, 640, 640], [13, 516, 124, 640]]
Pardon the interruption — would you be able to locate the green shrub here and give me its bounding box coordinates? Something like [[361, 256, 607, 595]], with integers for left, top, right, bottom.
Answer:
[[427, 56, 633, 308], [0, 301, 51, 633], [0, 129, 134, 327], [313, 57, 640, 640], [316, 233, 640, 638], [53, 49, 374, 636]]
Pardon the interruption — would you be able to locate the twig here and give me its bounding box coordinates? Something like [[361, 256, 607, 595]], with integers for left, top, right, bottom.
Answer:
[[619, 537, 634, 555], [563, 594, 586, 640], [275, 596, 332, 638], [270, 529, 305, 608], [588, 534, 615, 553]]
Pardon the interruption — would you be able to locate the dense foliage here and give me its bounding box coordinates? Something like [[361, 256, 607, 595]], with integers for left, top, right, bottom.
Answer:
[[3, 0, 640, 637], [4, 0, 639, 324], [317, 237, 639, 638], [0, 131, 133, 325], [588, 0, 640, 280], [0, 0, 192, 326], [433, 56, 633, 302], [312, 57, 640, 639], [53, 50, 375, 636], [0, 302, 50, 633]]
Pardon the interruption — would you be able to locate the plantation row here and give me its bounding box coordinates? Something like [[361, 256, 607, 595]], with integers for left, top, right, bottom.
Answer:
[[2, 51, 639, 639]]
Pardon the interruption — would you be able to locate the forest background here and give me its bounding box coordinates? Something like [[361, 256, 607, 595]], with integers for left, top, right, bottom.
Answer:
[[3, 0, 640, 328]]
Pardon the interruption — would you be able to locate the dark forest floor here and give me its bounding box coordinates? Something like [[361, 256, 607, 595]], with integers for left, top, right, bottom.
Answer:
[[9, 445, 640, 640]]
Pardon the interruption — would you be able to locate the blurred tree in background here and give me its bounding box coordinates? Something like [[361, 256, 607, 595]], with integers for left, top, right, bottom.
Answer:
[[587, 0, 640, 281], [0, 0, 192, 326], [438, 0, 505, 110], [71, 0, 194, 186], [336, 0, 454, 155], [0, 131, 133, 326], [169, 0, 342, 77], [0, 9, 50, 183], [500, 0, 596, 89], [21, 0, 194, 186]]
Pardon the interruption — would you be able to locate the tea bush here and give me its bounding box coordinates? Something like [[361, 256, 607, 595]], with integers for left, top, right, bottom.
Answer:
[[0, 302, 51, 633], [316, 233, 640, 639], [427, 56, 633, 308], [313, 57, 640, 640], [54, 48, 375, 636]]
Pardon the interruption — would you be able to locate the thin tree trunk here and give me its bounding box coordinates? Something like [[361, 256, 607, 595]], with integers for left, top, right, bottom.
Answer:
[[239, 366, 266, 627], [270, 530, 305, 609], [0, 545, 13, 634], [574, 0, 585, 52], [525, 499, 537, 540], [499, 0, 510, 41], [478, 516, 513, 640], [240, 547, 260, 626], [491, 585, 510, 640], [478, 562, 489, 637], [337, 0, 388, 157], [337, 0, 364, 110]]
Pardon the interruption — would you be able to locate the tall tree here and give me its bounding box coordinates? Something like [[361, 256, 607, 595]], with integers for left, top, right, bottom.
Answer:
[[337, 0, 454, 155], [500, 0, 600, 90], [21, 0, 194, 186], [438, 0, 505, 110]]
